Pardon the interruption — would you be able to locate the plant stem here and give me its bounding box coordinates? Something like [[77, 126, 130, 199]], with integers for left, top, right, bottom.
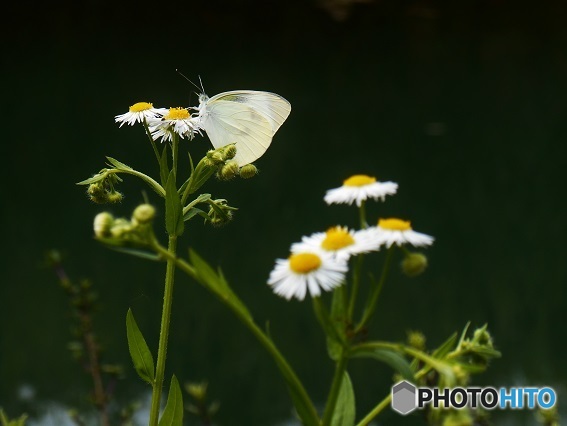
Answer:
[[148, 235, 178, 426], [322, 353, 348, 426], [347, 255, 364, 321], [151, 245, 321, 426], [355, 246, 394, 333], [356, 394, 391, 426], [142, 119, 161, 165], [359, 200, 368, 229]]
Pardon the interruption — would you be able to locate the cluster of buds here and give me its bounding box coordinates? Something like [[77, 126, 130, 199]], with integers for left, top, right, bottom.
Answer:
[[93, 204, 156, 245], [86, 169, 123, 204], [206, 199, 238, 227], [204, 144, 258, 181]]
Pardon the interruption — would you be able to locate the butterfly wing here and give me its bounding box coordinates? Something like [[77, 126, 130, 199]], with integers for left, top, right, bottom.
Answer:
[[208, 90, 291, 133], [200, 90, 291, 166], [200, 99, 274, 166]]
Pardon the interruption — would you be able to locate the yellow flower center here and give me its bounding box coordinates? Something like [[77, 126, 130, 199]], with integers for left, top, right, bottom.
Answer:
[[129, 102, 153, 112], [378, 218, 412, 231], [343, 175, 376, 187], [289, 253, 322, 274], [164, 107, 190, 120], [322, 227, 354, 250]]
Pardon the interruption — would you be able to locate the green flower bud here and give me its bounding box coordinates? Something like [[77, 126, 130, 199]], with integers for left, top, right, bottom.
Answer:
[[407, 330, 426, 350], [219, 160, 239, 181], [401, 252, 428, 277], [239, 164, 258, 179], [110, 218, 133, 238], [106, 191, 124, 203], [132, 204, 156, 225], [207, 149, 225, 165], [93, 212, 114, 238], [185, 381, 208, 401], [223, 144, 237, 160]]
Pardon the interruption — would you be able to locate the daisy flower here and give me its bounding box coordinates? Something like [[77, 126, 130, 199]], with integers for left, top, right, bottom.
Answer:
[[115, 102, 168, 127], [268, 250, 348, 300], [148, 107, 201, 142], [291, 226, 381, 260], [324, 174, 398, 207], [370, 218, 434, 248]]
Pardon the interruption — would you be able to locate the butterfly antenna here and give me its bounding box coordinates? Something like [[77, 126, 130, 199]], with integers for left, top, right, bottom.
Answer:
[[198, 75, 205, 94], [176, 69, 202, 92]]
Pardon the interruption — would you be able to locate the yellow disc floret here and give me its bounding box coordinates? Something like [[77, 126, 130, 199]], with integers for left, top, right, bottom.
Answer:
[[289, 253, 322, 274], [378, 218, 412, 231], [343, 175, 377, 187], [129, 102, 153, 112], [322, 226, 355, 250], [164, 107, 190, 120]]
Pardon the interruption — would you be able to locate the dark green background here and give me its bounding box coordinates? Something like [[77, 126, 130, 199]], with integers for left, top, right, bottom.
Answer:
[[1, 1, 565, 424]]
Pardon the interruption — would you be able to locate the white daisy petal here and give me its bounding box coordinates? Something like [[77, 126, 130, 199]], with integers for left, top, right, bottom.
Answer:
[[324, 175, 398, 206], [369, 218, 434, 248], [267, 250, 348, 301], [291, 226, 381, 261], [115, 102, 167, 127]]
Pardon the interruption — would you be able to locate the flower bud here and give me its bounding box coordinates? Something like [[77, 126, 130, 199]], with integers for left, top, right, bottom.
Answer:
[[223, 144, 237, 160], [110, 218, 133, 238], [207, 149, 225, 165], [218, 160, 239, 181], [407, 330, 426, 350], [401, 252, 428, 277], [132, 204, 156, 225], [106, 191, 124, 203], [93, 212, 114, 238], [239, 164, 258, 179]]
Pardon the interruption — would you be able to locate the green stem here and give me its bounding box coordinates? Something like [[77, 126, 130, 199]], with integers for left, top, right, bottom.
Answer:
[[148, 235, 178, 426], [151, 245, 320, 426], [356, 395, 391, 426], [347, 255, 364, 320], [358, 200, 368, 229], [142, 119, 161, 166], [355, 246, 395, 333], [322, 353, 348, 426]]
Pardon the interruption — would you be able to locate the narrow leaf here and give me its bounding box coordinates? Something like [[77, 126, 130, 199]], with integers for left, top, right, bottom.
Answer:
[[312, 297, 344, 360], [126, 309, 155, 384], [106, 156, 133, 171], [350, 347, 414, 381], [76, 174, 106, 185], [183, 207, 208, 222], [158, 375, 183, 426], [431, 332, 458, 359], [331, 372, 355, 426], [165, 171, 184, 236], [109, 247, 161, 261]]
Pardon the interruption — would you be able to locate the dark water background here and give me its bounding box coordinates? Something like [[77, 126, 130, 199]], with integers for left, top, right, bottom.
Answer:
[[1, 1, 566, 424]]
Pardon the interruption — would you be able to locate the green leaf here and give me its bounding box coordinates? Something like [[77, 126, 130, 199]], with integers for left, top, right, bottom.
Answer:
[[189, 249, 252, 321], [165, 171, 184, 237], [159, 144, 170, 187], [183, 207, 208, 222], [350, 347, 414, 381], [106, 156, 133, 171], [126, 309, 155, 384], [312, 297, 344, 360], [158, 375, 183, 426], [109, 247, 161, 261], [331, 372, 355, 426], [76, 174, 106, 185], [327, 287, 347, 361], [431, 332, 458, 359]]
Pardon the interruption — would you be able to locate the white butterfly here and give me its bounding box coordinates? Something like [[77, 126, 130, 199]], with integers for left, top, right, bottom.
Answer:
[[193, 90, 291, 166]]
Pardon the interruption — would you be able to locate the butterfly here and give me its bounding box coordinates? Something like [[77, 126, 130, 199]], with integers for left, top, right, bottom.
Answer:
[[193, 90, 291, 166]]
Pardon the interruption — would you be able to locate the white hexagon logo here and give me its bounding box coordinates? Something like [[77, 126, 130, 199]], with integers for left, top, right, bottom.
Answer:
[[391, 380, 417, 415]]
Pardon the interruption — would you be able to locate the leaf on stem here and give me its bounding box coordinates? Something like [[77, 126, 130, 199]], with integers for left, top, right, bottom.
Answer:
[[126, 308, 155, 385], [159, 144, 170, 187], [330, 372, 355, 426], [350, 346, 414, 381], [158, 375, 184, 426], [188, 249, 252, 321]]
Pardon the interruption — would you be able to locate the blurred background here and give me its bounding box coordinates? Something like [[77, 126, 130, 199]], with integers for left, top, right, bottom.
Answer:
[[1, 0, 566, 424]]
